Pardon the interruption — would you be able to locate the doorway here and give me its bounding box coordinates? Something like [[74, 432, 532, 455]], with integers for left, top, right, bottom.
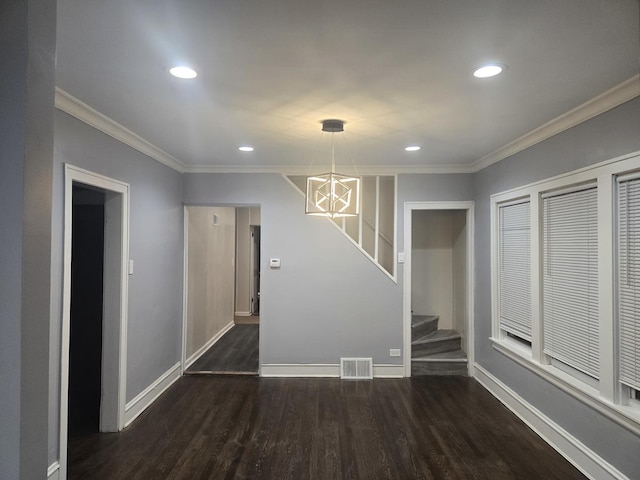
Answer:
[[182, 206, 260, 375], [68, 185, 105, 435], [249, 225, 261, 316], [60, 165, 129, 479], [403, 202, 475, 377]]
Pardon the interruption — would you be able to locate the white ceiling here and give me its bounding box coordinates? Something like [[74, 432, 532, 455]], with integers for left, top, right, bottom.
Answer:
[[56, 0, 639, 173]]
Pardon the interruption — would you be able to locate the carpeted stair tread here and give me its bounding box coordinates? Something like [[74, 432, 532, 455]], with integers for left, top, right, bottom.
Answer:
[[412, 350, 468, 362], [412, 329, 460, 345], [411, 314, 439, 327], [411, 315, 439, 338]]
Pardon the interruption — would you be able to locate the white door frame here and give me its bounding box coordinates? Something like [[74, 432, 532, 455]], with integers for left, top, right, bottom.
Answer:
[[60, 164, 130, 479], [403, 201, 475, 377], [181, 205, 189, 373]]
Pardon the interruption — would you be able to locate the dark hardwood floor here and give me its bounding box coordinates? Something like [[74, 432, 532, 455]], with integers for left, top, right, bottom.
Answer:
[[186, 324, 259, 374], [68, 376, 587, 480]]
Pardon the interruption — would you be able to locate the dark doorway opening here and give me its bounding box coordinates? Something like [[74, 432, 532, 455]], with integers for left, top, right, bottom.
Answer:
[[68, 184, 105, 435], [250, 225, 261, 315]]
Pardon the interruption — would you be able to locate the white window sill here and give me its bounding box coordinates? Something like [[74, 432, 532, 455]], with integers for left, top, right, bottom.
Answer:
[[490, 337, 640, 437]]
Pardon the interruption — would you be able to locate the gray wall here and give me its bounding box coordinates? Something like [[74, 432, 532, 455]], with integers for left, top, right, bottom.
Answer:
[[0, 5, 27, 477], [184, 173, 406, 365], [184, 173, 475, 367], [397, 173, 475, 250], [0, 0, 56, 478], [474, 97, 640, 477], [49, 110, 184, 463]]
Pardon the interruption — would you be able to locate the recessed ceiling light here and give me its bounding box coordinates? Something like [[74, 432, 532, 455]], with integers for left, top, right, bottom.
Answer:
[[168, 66, 197, 79], [473, 64, 505, 78], [405, 146, 421, 152], [238, 146, 254, 152]]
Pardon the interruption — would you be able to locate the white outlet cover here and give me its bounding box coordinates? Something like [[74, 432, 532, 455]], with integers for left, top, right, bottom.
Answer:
[[390, 348, 401, 357]]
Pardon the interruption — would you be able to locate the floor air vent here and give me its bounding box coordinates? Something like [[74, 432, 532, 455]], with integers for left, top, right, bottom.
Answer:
[[340, 357, 373, 380]]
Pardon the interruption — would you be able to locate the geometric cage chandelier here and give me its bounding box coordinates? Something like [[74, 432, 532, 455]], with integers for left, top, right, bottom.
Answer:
[[305, 119, 360, 218]]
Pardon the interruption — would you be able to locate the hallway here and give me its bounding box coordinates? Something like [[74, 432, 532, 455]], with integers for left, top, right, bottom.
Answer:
[[186, 324, 259, 375]]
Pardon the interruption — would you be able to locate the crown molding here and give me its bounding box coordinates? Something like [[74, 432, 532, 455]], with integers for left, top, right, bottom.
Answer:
[[182, 163, 475, 175], [54, 88, 186, 173], [471, 74, 640, 172], [56, 75, 639, 177]]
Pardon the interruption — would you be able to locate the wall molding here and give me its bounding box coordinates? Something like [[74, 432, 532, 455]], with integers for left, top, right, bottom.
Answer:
[[474, 364, 629, 480], [372, 364, 405, 378], [472, 74, 640, 172], [491, 339, 640, 437], [124, 362, 181, 427], [183, 164, 475, 175], [260, 363, 404, 378], [56, 76, 639, 176], [185, 321, 234, 369], [54, 88, 186, 173], [47, 462, 60, 480]]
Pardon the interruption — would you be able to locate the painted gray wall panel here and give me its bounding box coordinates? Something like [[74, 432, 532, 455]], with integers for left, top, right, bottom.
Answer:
[[474, 97, 640, 477], [184, 173, 404, 364], [1, 0, 56, 477], [50, 111, 184, 462], [0, 2, 28, 476], [397, 173, 475, 249], [396, 173, 475, 309]]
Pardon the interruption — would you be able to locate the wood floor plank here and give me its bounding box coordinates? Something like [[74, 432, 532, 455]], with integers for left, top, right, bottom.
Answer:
[[68, 376, 588, 480]]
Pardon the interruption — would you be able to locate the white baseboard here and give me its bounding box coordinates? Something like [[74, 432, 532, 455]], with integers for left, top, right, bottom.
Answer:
[[47, 461, 60, 480], [260, 363, 404, 378], [234, 311, 252, 317], [124, 362, 181, 427], [474, 364, 628, 480], [372, 364, 405, 378], [185, 321, 234, 369]]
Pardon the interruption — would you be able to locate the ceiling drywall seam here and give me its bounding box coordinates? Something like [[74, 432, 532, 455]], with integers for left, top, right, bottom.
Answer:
[[471, 74, 640, 172], [54, 88, 186, 173]]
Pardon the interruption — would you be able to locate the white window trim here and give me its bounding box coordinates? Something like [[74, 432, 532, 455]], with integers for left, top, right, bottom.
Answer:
[[490, 150, 640, 437]]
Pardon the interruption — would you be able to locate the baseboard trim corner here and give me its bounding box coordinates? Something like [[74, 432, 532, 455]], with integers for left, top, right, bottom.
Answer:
[[47, 461, 60, 480], [473, 363, 628, 480], [124, 362, 181, 427]]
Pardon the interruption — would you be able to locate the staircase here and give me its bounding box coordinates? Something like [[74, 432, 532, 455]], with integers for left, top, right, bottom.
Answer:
[[411, 315, 468, 376]]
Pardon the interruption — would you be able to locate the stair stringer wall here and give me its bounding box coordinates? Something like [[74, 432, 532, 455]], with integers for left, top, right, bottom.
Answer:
[[285, 175, 397, 282]]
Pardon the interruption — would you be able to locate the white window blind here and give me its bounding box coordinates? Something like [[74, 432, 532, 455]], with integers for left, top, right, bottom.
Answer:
[[618, 176, 640, 391], [543, 186, 599, 379], [499, 200, 531, 340]]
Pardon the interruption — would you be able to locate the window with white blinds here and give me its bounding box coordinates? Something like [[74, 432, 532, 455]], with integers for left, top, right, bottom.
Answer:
[[499, 200, 531, 341], [618, 176, 640, 392], [543, 186, 599, 379]]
